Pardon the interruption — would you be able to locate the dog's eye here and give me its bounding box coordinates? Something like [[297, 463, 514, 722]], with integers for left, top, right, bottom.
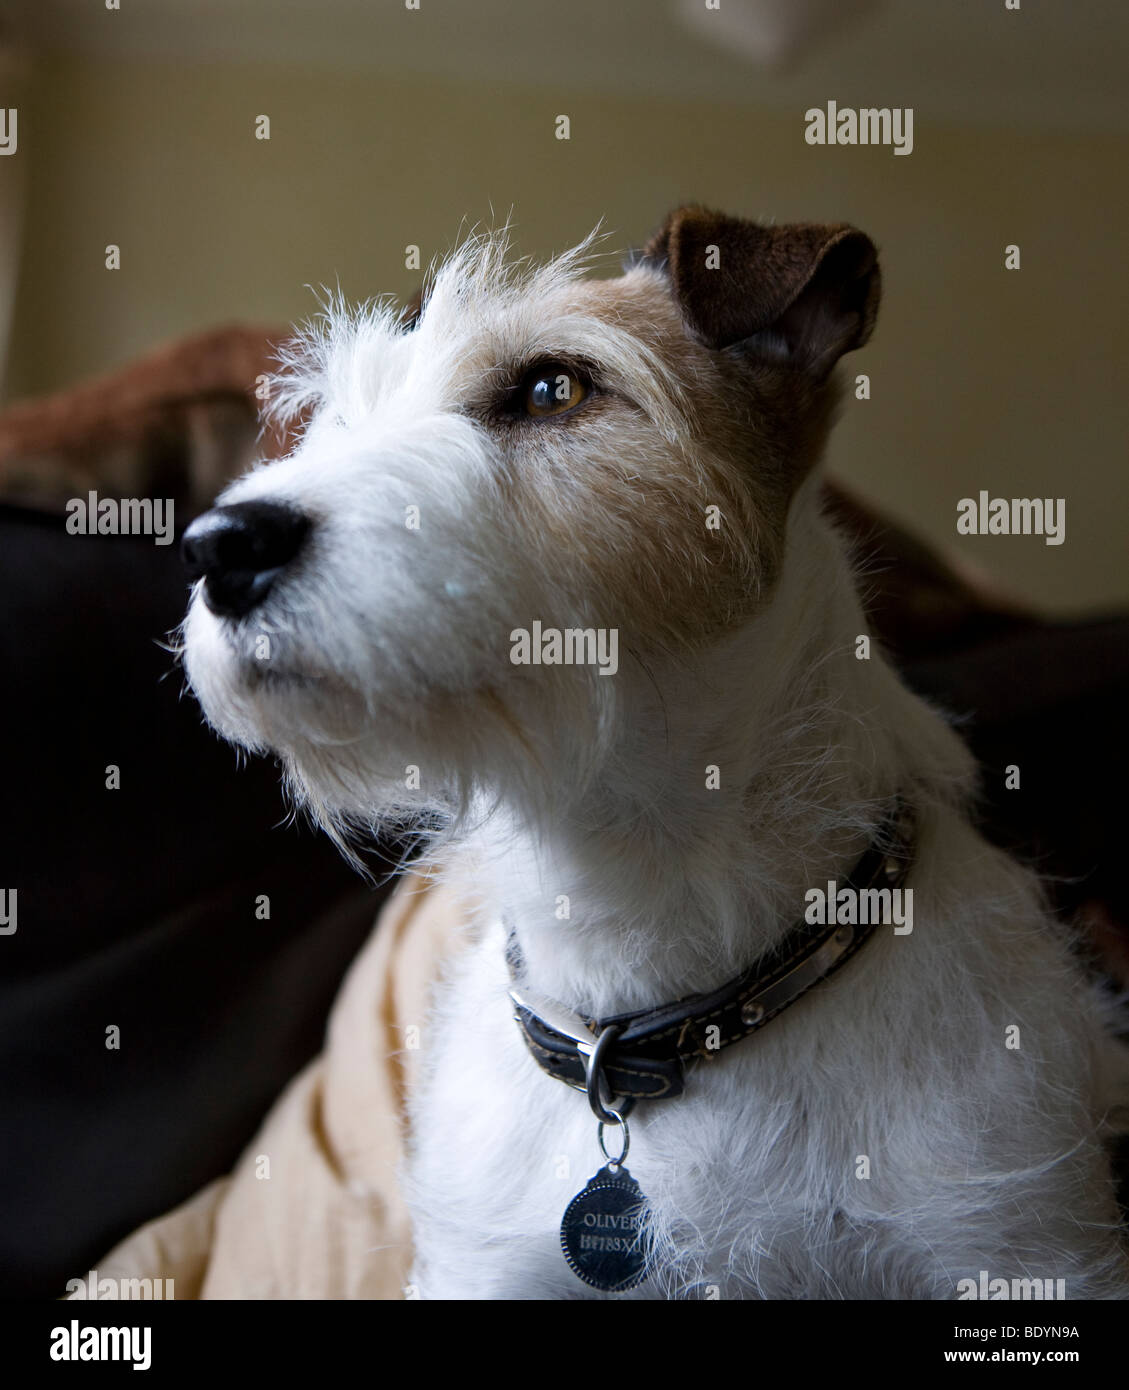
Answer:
[[523, 364, 589, 418]]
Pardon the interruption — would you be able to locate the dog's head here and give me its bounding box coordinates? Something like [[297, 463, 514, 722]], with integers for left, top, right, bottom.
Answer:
[[180, 206, 879, 839]]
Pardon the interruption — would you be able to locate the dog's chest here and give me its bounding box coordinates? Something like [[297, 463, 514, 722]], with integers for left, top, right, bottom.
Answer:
[[404, 931, 854, 1299]]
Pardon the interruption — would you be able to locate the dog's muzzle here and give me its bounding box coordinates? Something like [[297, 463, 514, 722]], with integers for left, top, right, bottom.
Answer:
[[181, 501, 309, 619]]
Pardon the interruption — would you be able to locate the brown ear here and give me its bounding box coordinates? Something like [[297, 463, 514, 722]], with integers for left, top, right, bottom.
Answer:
[[641, 205, 880, 376]]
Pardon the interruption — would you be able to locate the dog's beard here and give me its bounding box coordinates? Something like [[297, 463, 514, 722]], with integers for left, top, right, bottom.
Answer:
[[181, 584, 621, 854], [181, 590, 360, 742]]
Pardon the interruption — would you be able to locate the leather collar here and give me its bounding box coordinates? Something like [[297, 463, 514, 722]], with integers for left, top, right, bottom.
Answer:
[[508, 801, 915, 1105]]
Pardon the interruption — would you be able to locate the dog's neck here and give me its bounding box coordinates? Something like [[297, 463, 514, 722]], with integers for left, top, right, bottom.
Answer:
[[458, 494, 963, 1017]]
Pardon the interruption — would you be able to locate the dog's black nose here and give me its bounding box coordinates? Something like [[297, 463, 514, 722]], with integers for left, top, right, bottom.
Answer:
[[182, 501, 309, 619]]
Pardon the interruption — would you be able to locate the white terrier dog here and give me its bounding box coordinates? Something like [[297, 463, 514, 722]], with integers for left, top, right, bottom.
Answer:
[[181, 206, 1128, 1299]]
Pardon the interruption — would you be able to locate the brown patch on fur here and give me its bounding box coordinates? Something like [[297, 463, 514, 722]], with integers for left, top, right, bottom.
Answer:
[[479, 212, 877, 660]]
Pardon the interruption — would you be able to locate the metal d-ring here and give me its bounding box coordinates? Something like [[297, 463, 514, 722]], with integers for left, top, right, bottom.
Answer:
[[581, 1023, 634, 1126], [598, 1117, 630, 1168]]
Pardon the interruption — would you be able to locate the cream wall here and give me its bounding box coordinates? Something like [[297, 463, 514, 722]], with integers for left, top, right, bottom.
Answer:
[[7, 55, 1128, 614]]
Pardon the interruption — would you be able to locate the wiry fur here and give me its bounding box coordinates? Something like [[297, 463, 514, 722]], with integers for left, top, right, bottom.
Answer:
[[180, 219, 1129, 1298]]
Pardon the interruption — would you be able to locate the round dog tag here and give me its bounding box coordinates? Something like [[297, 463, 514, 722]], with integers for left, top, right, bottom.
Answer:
[[560, 1164, 653, 1293]]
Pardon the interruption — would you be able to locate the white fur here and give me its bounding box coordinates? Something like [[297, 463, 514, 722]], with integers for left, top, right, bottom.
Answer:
[[180, 227, 1129, 1299]]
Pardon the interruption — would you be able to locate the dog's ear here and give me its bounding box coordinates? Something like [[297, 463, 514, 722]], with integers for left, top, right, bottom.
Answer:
[[640, 205, 880, 377]]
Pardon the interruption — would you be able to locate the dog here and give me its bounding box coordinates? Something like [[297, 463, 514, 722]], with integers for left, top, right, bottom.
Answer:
[[180, 206, 1129, 1299]]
